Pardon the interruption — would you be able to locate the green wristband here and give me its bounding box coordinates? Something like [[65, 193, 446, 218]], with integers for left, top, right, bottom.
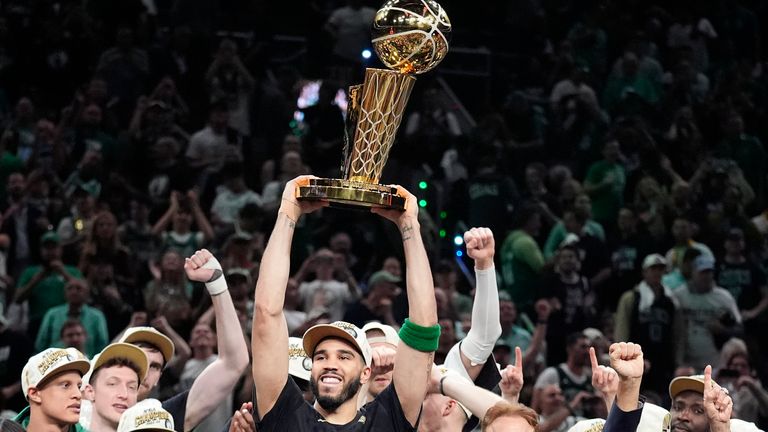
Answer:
[[398, 318, 441, 352]]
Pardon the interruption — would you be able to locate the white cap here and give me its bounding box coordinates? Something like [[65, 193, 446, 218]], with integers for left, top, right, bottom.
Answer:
[[22, 348, 90, 399], [642, 254, 667, 269], [567, 419, 605, 432], [362, 322, 399, 347], [303, 321, 372, 366], [288, 337, 311, 382], [117, 399, 174, 432], [119, 327, 175, 364]]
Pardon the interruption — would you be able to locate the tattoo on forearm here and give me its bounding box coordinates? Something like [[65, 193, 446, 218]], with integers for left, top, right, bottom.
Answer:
[[285, 216, 296, 229], [401, 224, 414, 241]]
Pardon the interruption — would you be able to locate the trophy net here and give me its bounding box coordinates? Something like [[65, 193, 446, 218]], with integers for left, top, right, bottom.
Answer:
[[345, 69, 416, 184]]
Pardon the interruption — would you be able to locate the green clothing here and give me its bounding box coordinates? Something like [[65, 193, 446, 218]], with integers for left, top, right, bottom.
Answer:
[[17, 266, 84, 320], [715, 135, 767, 207], [662, 270, 687, 291], [13, 406, 88, 432], [544, 221, 605, 259], [602, 74, 660, 113], [500, 230, 545, 309], [452, 292, 473, 318], [585, 160, 625, 224], [500, 324, 533, 353], [35, 304, 109, 358], [0, 151, 23, 201]]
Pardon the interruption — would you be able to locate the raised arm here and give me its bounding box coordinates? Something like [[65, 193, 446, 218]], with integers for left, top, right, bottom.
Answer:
[[590, 347, 618, 412], [187, 190, 215, 243], [252, 176, 326, 418], [183, 249, 250, 431], [703, 365, 733, 432], [499, 347, 524, 404], [458, 227, 502, 380], [150, 192, 180, 237], [372, 188, 439, 426], [609, 342, 643, 412]]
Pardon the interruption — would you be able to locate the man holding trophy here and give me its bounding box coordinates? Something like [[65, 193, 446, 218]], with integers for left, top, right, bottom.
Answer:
[[250, 1, 451, 430]]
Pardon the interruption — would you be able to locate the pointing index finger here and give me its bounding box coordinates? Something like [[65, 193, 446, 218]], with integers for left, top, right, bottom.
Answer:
[[704, 365, 712, 391], [515, 346, 523, 369], [589, 346, 599, 371]]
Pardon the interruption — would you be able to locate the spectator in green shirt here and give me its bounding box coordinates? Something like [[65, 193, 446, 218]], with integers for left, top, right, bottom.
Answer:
[[584, 139, 626, 229], [500, 203, 545, 313], [35, 279, 108, 357], [544, 194, 605, 259], [715, 112, 767, 209], [14, 232, 84, 339]]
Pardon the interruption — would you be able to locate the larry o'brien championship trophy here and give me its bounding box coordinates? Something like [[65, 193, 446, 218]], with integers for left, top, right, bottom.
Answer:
[[297, 0, 451, 210]]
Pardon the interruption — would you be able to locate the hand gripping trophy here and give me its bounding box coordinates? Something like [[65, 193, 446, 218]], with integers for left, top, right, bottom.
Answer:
[[297, 0, 451, 210]]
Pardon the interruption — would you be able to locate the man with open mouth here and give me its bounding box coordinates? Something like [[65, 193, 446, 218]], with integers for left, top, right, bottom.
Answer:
[[81, 343, 149, 432], [15, 347, 91, 432]]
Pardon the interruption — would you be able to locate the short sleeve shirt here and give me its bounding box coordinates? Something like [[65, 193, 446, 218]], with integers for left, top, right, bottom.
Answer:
[[256, 377, 416, 431]]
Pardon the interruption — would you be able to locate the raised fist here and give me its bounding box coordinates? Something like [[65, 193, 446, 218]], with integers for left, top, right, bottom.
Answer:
[[464, 227, 494, 269]]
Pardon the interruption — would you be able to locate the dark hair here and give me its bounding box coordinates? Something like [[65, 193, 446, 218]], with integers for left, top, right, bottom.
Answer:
[[60, 319, 86, 338], [239, 203, 264, 220], [511, 202, 541, 230], [91, 357, 142, 384], [562, 207, 587, 225], [566, 332, 587, 348], [133, 341, 167, 368], [682, 248, 702, 264]]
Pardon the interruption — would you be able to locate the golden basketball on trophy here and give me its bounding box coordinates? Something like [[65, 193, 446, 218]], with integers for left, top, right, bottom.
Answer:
[[297, 0, 451, 210]]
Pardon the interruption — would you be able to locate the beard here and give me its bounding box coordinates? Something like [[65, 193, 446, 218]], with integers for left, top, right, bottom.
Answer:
[[310, 375, 363, 412]]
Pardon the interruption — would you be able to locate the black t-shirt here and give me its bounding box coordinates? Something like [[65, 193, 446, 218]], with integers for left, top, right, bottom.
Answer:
[[716, 260, 767, 311], [0, 329, 34, 411], [540, 273, 598, 365], [256, 377, 416, 431], [605, 233, 654, 310], [162, 390, 189, 432]]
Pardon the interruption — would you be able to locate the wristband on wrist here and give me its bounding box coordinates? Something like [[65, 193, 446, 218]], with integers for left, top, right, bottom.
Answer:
[[202, 257, 228, 296], [205, 275, 228, 296], [398, 318, 441, 352], [439, 375, 449, 396]]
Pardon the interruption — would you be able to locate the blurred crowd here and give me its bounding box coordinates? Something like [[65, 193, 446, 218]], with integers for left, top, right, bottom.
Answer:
[[0, 0, 768, 429]]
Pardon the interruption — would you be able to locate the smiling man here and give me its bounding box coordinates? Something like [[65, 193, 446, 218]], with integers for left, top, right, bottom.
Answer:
[[15, 347, 91, 432], [83, 343, 149, 432], [251, 176, 439, 430]]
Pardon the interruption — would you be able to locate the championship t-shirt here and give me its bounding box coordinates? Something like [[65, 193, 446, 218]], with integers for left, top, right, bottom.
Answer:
[[256, 377, 416, 431]]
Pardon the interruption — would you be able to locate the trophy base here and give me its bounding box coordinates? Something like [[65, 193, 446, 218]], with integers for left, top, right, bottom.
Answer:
[[296, 178, 405, 210]]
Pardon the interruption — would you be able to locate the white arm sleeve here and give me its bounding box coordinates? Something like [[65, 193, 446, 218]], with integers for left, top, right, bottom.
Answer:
[[460, 266, 502, 365]]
